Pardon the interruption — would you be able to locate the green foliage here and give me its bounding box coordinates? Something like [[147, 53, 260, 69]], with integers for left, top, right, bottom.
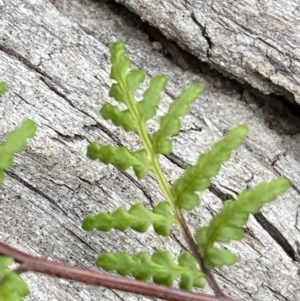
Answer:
[[97, 250, 205, 290], [84, 41, 290, 294], [0, 44, 292, 301], [0, 82, 8, 95], [152, 84, 204, 155], [0, 119, 37, 184], [0, 256, 30, 301], [195, 178, 290, 269], [82, 202, 177, 236], [87, 144, 150, 179], [87, 42, 203, 178], [172, 125, 249, 210]]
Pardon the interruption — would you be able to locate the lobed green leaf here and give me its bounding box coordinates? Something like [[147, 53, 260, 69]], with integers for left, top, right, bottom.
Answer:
[[0, 82, 8, 95], [82, 202, 176, 236], [100, 104, 137, 132], [195, 178, 290, 269], [87, 143, 150, 179], [97, 250, 205, 290], [109, 42, 132, 87], [0, 119, 37, 185], [172, 125, 249, 210], [137, 75, 168, 122], [105, 43, 168, 137], [102, 74, 168, 133], [151, 84, 204, 155], [0, 256, 30, 301]]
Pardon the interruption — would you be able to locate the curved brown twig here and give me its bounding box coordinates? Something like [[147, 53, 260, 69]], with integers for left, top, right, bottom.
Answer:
[[0, 242, 238, 301]]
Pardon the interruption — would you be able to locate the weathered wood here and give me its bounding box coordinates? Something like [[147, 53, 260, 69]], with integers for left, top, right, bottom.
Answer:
[[0, 0, 299, 301], [116, 0, 300, 105]]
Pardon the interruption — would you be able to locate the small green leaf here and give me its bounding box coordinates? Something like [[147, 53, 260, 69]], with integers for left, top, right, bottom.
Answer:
[[2, 273, 30, 297], [195, 178, 290, 269], [4, 120, 36, 153], [96, 250, 205, 290], [126, 70, 146, 95], [204, 248, 238, 269], [82, 202, 176, 236], [152, 84, 204, 155], [0, 82, 8, 95], [152, 202, 176, 236], [100, 104, 137, 132], [0, 256, 30, 300], [0, 119, 37, 185], [137, 75, 168, 121], [0, 257, 13, 274], [172, 125, 249, 211], [110, 42, 131, 84], [87, 143, 150, 179]]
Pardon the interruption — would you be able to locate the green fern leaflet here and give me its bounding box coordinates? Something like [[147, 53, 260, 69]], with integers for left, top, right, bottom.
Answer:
[[172, 125, 249, 210], [0, 256, 30, 301], [97, 250, 205, 290], [195, 178, 290, 269], [82, 202, 177, 236], [0, 118, 37, 185]]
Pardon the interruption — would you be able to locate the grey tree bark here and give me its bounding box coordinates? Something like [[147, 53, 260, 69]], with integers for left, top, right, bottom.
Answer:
[[0, 1, 299, 301]]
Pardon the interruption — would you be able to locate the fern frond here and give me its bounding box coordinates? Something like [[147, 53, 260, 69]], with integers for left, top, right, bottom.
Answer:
[[87, 143, 150, 179], [101, 73, 167, 132], [82, 202, 176, 236], [97, 250, 205, 290], [0, 119, 37, 184], [0, 256, 30, 300], [195, 178, 290, 269], [151, 84, 204, 155], [103, 43, 168, 135], [172, 125, 249, 210]]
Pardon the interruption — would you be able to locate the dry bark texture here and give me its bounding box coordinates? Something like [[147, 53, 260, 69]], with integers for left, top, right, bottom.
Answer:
[[0, 0, 299, 301], [116, 0, 300, 104]]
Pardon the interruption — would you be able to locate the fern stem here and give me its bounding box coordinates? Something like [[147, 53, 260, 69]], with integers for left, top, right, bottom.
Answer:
[[0, 242, 239, 301], [118, 63, 235, 300], [178, 212, 235, 301], [128, 99, 229, 297]]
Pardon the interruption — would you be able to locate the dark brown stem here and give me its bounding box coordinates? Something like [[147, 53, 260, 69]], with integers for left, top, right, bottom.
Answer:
[[177, 212, 237, 301], [0, 242, 237, 301]]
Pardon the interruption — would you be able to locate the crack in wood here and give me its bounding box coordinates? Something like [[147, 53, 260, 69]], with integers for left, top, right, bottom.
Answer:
[[254, 213, 297, 262], [6, 170, 69, 217], [0, 43, 66, 92], [190, 13, 212, 59]]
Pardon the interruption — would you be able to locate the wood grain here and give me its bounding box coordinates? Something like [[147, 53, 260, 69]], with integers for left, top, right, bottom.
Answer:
[[0, 1, 299, 300], [116, 0, 300, 104]]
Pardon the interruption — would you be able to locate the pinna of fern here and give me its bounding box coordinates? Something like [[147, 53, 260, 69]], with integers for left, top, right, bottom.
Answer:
[[0, 83, 37, 185], [97, 250, 205, 290], [195, 178, 290, 269]]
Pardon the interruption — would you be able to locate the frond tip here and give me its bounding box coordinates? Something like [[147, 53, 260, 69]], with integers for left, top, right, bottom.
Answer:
[[195, 178, 290, 269], [82, 202, 176, 236], [97, 250, 205, 290]]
